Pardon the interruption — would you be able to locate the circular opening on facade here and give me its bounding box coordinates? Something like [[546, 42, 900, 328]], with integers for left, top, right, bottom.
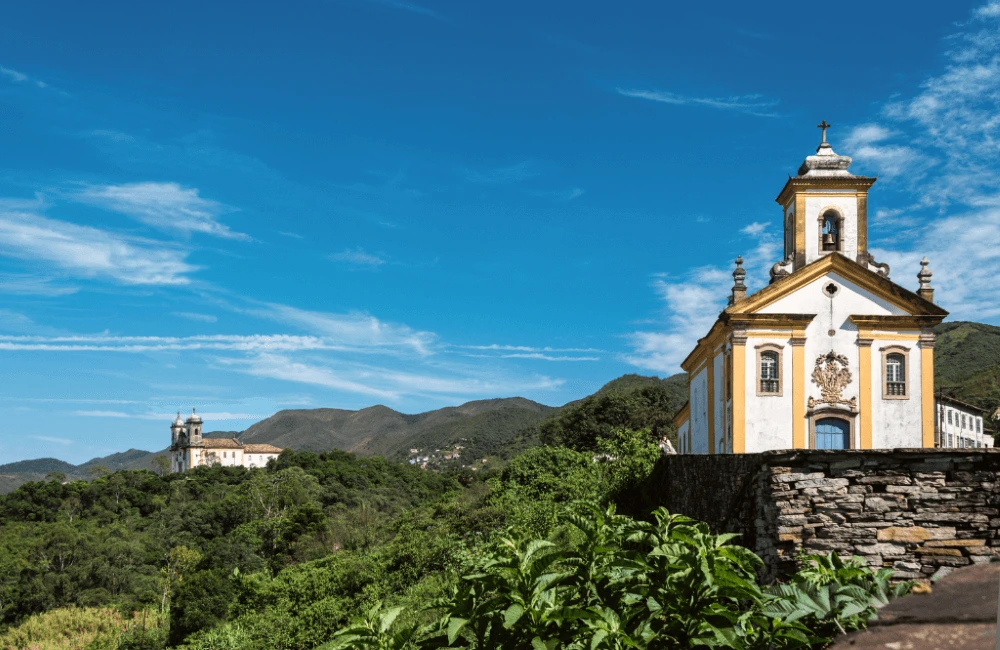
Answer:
[[824, 282, 839, 297]]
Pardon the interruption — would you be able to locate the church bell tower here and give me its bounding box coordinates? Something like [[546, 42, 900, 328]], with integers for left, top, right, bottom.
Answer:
[[773, 121, 881, 278]]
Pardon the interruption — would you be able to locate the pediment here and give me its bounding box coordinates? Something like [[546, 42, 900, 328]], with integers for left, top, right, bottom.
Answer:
[[726, 254, 947, 318]]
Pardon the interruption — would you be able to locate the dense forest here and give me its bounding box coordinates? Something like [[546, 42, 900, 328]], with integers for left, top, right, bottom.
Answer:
[[0, 421, 908, 648]]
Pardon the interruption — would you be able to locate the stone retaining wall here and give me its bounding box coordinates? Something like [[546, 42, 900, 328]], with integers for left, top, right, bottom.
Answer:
[[649, 449, 1000, 582]]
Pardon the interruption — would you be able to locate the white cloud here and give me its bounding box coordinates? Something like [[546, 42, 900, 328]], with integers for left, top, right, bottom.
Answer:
[[172, 311, 218, 323], [842, 2, 1000, 319], [0, 65, 28, 83], [259, 303, 436, 355], [616, 88, 779, 117], [0, 274, 79, 296], [0, 334, 342, 353], [74, 409, 266, 421], [465, 160, 544, 184], [0, 208, 197, 285], [363, 0, 448, 21], [329, 248, 386, 267], [625, 224, 779, 373], [29, 435, 73, 445], [76, 182, 249, 241], [73, 410, 131, 418]]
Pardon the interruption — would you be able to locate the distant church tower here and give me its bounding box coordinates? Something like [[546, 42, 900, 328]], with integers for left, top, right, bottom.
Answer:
[[674, 123, 948, 454]]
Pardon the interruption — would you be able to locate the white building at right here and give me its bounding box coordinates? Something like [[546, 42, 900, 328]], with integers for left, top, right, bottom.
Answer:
[[936, 395, 992, 449]]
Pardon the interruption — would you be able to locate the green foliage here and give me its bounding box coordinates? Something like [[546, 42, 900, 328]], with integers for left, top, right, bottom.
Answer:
[[0, 606, 168, 650], [763, 552, 913, 638], [539, 381, 684, 451], [328, 503, 905, 650]]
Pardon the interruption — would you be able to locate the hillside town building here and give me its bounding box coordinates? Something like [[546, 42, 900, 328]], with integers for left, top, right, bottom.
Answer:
[[674, 123, 948, 453], [169, 409, 282, 473], [936, 395, 992, 449]]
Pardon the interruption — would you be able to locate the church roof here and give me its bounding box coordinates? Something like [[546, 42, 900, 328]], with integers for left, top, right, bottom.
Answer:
[[200, 438, 243, 449], [725, 253, 948, 318], [243, 444, 283, 453]]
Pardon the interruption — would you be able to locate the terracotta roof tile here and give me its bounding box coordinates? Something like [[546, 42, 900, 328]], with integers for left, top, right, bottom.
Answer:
[[243, 444, 283, 454]]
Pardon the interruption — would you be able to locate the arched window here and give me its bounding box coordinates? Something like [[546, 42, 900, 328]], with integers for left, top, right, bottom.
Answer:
[[820, 210, 841, 252], [885, 353, 906, 396], [814, 417, 851, 450], [759, 349, 780, 394]]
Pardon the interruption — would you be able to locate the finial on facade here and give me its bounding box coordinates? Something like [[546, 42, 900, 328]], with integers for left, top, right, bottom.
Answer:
[[729, 256, 747, 305], [917, 257, 934, 303]]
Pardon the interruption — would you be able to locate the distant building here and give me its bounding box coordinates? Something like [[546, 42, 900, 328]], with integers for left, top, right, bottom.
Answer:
[[169, 409, 282, 473], [936, 396, 991, 449]]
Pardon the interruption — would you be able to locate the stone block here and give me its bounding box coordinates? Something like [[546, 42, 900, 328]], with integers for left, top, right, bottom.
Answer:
[[885, 485, 925, 495], [923, 539, 986, 548], [794, 478, 850, 489], [914, 547, 964, 556], [855, 543, 906, 556], [893, 560, 921, 572], [856, 476, 913, 485], [876, 526, 956, 542], [773, 472, 825, 483]]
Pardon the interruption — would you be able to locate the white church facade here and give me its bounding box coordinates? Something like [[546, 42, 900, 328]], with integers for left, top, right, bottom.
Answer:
[[674, 124, 948, 454], [169, 410, 283, 473]]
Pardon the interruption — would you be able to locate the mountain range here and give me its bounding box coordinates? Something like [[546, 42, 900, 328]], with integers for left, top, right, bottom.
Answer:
[[3, 321, 999, 493]]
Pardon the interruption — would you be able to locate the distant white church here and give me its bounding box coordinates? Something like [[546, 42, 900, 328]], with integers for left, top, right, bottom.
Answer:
[[169, 409, 282, 473], [674, 123, 948, 453]]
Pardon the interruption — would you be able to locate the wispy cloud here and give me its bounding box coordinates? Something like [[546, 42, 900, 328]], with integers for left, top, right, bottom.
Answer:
[[0, 274, 79, 296], [0, 207, 197, 285], [534, 188, 585, 203], [465, 160, 545, 184], [624, 224, 780, 373], [0, 64, 49, 89], [29, 435, 73, 445], [361, 0, 448, 21], [0, 334, 347, 353], [616, 88, 779, 117], [74, 409, 266, 421], [75, 182, 250, 241], [172, 311, 218, 323], [257, 303, 436, 355], [329, 247, 386, 268], [841, 1, 1000, 319]]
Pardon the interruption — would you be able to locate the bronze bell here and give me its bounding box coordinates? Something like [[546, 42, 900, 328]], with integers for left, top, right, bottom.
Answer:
[[823, 233, 836, 245]]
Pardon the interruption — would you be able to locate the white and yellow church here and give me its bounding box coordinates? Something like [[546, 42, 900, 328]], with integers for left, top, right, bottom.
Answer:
[[674, 124, 947, 454]]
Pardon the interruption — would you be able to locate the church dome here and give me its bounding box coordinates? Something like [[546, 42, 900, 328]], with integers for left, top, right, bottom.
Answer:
[[187, 408, 203, 423], [172, 413, 185, 427], [796, 121, 857, 178]]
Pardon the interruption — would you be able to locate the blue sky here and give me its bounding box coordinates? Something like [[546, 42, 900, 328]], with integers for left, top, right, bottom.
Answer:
[[2, 0, 1000, 464]]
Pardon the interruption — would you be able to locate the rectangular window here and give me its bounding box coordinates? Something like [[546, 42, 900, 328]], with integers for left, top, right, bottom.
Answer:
[[977, 420, 982, 433], [962, 415, 967, 428], [948, 410, 953, 425], [882, 348, 908, 398], [757, 346, 782, 396]]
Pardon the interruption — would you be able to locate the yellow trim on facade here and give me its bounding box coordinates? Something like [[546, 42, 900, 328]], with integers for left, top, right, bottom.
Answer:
[[732, 343, 746, 454], [857, 192, 868, 258], [672, 401, 690, 428], [858, 340, 873, 449], [706, 354, 715, 455], [921, 344, 935, 448], [791, 338, 806, 448], [794, 194, 806, 268]]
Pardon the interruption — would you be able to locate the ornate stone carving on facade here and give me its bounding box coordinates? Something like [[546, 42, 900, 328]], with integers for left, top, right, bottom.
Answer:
[[917, 257, 934, 303], [769, 256, 793, 284], [728, 256, 747, 305], [807, 351, 857, 410], [861, 251, 890, 278]]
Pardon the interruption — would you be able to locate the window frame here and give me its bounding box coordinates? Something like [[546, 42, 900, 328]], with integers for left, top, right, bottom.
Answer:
[[808, 411, 856, 450], [880, 345, 910, 400], [755, 343, 784, 397]]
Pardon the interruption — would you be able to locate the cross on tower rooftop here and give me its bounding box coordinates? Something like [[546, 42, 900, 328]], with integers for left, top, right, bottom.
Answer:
[[817, 120, 831, 144]]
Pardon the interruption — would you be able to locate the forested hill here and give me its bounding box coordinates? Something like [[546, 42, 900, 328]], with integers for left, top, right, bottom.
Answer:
[[935, 321, 1000, 412]]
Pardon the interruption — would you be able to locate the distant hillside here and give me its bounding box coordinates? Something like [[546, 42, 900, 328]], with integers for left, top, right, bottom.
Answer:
[[239, 397, 558, 461], [935, 321, 1000, 414], [0, 458, 76, 475]]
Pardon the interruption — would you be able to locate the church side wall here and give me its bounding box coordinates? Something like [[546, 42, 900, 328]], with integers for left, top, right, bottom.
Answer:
[[744, 336, 793, 453], [871, 339, 924, 448], [713, 352, 725, 454], [689, 367, 709, 454]]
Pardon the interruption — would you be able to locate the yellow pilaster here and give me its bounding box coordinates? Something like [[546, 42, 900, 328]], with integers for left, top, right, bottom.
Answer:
[[794, 194, 807, 268], [732, 330, 747, 454], [858, 337, 873, 449], [920, 334, 936, 448], [791, 334, 807, 449], [706, 353, 715, 455]]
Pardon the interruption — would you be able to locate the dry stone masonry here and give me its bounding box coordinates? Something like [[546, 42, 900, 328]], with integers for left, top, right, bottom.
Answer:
[[646, 449, 1000, 583]]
